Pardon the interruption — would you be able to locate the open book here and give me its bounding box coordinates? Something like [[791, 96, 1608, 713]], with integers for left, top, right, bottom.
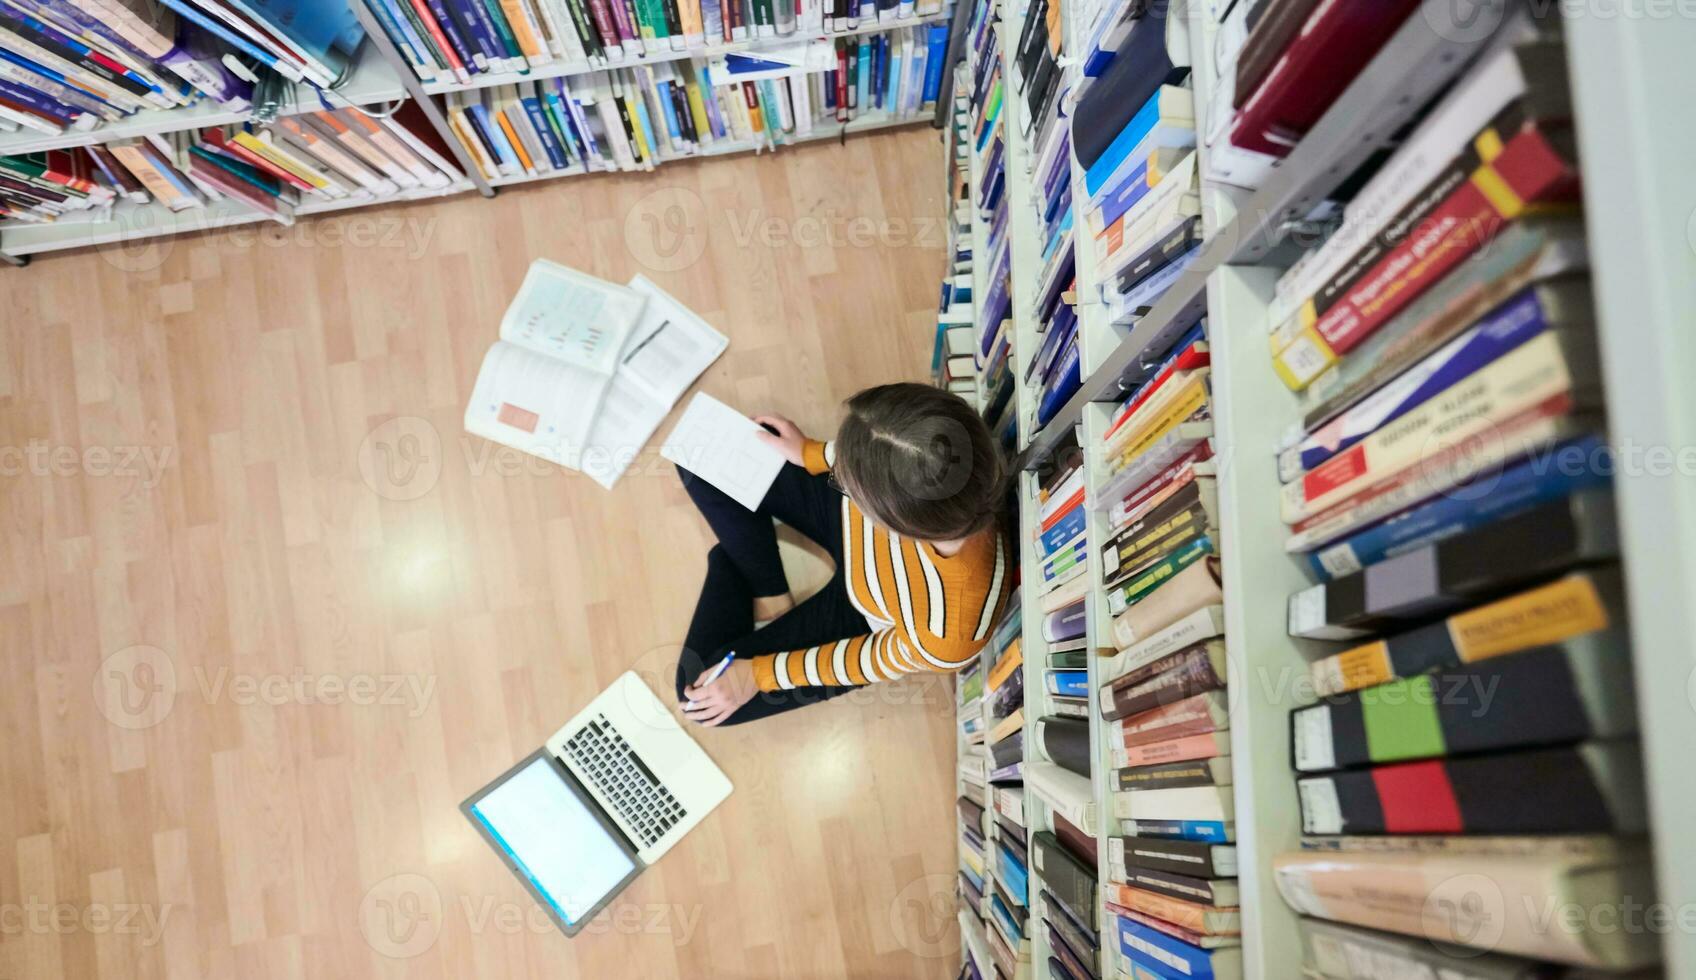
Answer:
[[464, 262, 728, 488]]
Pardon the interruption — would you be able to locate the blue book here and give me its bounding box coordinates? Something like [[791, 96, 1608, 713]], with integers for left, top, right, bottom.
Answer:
[[1095, 152, 1163, 232], [1083, 85, 1194, 198], [1305, 434, 1612, 579], [921, 24, 948, 102], [656, 80, 683, 145], [457, 0, 514, 70], [366, 0, 430, 72], [466, 103, 518, 171], [1047, 669, 1087, 697], [1039, 504, 1086, 555], [151, 0, 289, 75], [1122, 818, 1233, 842], [1295, 284, 1569, 472], [1116, 917, 1242, 980], [423, 0, 480, 75], [541, 90, 581, 163], [1036, 339, 1082, 426], [519, 93, 569, 169], [856, 43, 872, 115], [989, 893, 1024, 945], [0, 78, 81, 125], [995, 841, 1029, 902], [438, 0, 497, 71], [226, 0, 365, 61]]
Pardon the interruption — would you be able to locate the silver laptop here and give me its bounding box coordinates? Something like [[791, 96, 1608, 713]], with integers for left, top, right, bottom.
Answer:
[[461, 671, 732, 936]]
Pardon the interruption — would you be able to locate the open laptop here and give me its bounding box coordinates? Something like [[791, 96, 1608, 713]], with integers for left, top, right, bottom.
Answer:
[[461, 671, 732, 936]]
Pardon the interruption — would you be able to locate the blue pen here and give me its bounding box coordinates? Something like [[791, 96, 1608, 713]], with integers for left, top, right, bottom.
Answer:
[[685, 653, 735, 710]]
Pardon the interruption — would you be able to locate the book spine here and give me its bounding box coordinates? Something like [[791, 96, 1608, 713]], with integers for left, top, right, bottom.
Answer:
[[1281, 330, 1597, 524], [1275, 122, 1580, 390], [1306, 432, 1612, 579], [1310, 569, 1620, 697]]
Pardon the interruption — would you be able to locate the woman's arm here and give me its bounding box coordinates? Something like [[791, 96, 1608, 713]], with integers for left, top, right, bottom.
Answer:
[[754, 414, 834, 475]]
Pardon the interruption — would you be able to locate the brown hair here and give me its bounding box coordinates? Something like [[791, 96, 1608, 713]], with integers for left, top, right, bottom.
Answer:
[[831, 383, 1010, 541]]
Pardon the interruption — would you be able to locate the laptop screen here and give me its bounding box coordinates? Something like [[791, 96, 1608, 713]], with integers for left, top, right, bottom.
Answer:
[[468, 756, 637, 925]]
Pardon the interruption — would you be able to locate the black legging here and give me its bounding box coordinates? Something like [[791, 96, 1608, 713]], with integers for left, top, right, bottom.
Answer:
[[674, 462, 870, 725]]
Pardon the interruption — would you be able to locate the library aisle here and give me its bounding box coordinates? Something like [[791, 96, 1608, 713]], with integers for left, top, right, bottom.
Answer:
[[0, 128, 969, 980]]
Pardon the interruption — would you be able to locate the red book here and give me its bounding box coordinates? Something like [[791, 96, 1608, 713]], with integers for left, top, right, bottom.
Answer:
[[200, 129, 316, 193], [404, 0, 465, 76], [1230, 0, 1421, 157], [1105, 341, 1211, 441], [1310, 121, 1581, 358]]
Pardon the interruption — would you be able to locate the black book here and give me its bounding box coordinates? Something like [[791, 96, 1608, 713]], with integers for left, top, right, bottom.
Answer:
[[1032, 833, 1096, 930], [1287, 490, 1618, 640], [958, 794, 986, 825], [1072, 7, 1185, 170], [1041, 892, 1099, 959], [661, 0, 684, 40], [1044, 915, 1099, 980], [1112, 214, 1203, 297], [1291, 631, 1636, 773], [990, 730, 1024, 769], [1108, 835, 1237, 879], [1297, 741, 1648, 836], [561, 0, 604, 59], [1037, 716, 1090, 778]]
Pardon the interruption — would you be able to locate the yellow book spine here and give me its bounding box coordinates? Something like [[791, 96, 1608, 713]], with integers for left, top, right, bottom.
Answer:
[[498, 0, 546, 58], [685, 81, 712, 144], [986, 638, 1022, 692], [231, 133, 328, 190], [1116, 378, 1209, 466]]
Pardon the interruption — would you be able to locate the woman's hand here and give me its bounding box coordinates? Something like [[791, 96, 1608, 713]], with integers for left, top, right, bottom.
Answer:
[[681, 659, 758, 726], [753, 415, 808, 467]]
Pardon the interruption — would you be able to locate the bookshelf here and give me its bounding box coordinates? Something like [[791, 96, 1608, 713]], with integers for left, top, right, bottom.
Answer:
[[0, 1, 953, 266], [951, 0, 1696, 976]]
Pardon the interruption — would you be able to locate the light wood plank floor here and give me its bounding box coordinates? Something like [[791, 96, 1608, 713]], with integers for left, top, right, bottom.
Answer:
[[0, 127, 968, 979]]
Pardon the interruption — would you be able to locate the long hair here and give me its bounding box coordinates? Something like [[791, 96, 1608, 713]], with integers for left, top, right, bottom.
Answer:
[[830, 383, 1014, 541]]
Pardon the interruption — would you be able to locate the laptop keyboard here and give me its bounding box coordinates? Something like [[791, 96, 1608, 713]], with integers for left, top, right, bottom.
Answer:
[[564, 714, 687, 849]]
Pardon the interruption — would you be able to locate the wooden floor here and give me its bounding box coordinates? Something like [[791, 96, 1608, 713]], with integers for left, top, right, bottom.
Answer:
[[0, 127, 967, 979]]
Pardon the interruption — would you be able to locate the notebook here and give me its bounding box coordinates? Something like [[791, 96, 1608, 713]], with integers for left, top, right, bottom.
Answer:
[[660, 393, 787, 510]]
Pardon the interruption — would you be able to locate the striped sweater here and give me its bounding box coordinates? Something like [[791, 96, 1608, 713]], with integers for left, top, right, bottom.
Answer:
[[750, 439, 1015, 693]]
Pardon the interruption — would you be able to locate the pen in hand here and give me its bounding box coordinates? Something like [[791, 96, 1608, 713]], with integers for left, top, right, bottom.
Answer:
[[684, 652, 736, 710]]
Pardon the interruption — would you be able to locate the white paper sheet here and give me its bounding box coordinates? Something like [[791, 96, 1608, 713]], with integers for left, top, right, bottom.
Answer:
[[660, 393, 786, 511]]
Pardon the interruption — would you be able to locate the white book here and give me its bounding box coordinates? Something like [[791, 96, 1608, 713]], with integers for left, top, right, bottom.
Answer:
[[580, 276, 730, 489], [660, 392, 786, 510], [464, 261, 647, 464]]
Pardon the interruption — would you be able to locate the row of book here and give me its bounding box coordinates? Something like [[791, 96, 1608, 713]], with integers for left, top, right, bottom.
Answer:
[[1012, 0, 1078, 434], [0, 100, 462, 226], [1083, 317, 1241, 979], [933, 90, 976, 397], [1261, 8, 1662, 975], [0, 0, 362, 142], [1070, 2, 1201, 340], [367, 0, 950, 86], [961, 0, 1011, 448], [439, 27, 945, 178]]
